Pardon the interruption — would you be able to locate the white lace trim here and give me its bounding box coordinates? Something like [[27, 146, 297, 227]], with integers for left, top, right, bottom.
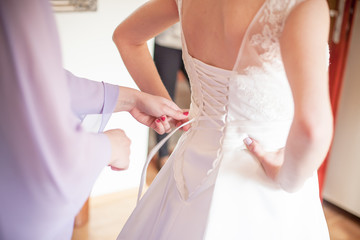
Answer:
[[250, 0, 296, 63], [230, 63, 294, 121]]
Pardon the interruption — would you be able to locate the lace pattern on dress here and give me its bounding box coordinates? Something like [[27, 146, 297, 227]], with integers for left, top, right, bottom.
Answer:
[[230, 63, 294, 121], [226, 0, 298, 121], [249, 0, 296, 63]]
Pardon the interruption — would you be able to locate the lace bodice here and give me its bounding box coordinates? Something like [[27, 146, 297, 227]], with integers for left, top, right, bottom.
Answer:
[[250, 0, 298, 65], [228, 63, 293, 121]]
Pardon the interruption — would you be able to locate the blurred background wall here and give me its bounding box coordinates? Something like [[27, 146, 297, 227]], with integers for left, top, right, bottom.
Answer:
[[55, 0, 150, 196]]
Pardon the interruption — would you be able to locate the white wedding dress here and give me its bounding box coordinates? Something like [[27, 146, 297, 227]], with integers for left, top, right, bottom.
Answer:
[[117, 0, 330, 239]]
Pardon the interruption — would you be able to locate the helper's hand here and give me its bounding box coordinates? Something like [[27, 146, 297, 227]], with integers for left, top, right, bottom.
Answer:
[[152, 110, 191, 134], [243, 137, 284, 181], [130, 92, 189, 134], [104, 129, 131, 171]]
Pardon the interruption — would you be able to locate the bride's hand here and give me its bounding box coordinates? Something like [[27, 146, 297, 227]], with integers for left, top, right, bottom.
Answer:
[[243, 137, 284, 181]]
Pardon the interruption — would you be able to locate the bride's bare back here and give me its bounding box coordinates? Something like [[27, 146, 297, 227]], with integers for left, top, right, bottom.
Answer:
[[182, 0, 265, 70]]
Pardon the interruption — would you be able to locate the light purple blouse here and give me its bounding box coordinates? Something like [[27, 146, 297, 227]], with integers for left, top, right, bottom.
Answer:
[[0, 0, 119, 239]]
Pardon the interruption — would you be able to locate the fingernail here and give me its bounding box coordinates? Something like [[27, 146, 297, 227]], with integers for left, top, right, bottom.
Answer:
[[244, 137, 253, 146], [183, 112, 189, 116], [161, 116, 166, 121], [156, 119, 160, 123]]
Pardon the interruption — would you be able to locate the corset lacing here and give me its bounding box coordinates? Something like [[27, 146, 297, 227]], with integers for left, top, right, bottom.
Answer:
[[137, 57, 234, 202]]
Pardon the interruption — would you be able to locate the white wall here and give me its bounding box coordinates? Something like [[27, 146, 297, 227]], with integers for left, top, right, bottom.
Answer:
[[55, 0, 152, 196], [323, 1, 360, 217]]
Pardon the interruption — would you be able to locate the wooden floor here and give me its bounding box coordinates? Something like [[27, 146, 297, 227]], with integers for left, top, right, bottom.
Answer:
[[323, 201, 360, 240], [72, 159, 360, 240]]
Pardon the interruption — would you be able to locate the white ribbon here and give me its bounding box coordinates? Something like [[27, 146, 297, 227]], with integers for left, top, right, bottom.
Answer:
[[137, 118, 195, 203]]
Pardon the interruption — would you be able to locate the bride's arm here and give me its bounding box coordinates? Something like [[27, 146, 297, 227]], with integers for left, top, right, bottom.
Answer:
[[245, 0, 333, 192], [112, 0, 179, 100], [278, 0, 333, 192]]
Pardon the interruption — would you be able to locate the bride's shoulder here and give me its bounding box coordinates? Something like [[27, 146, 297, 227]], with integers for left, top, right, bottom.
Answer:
[[289, 0, 330, 18], [283, 0, 330, 31], [279, 0, 330, 63]]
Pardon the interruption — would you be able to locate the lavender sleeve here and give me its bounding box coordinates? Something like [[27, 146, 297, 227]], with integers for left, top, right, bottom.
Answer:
[[65, 70, 119, 132], [0, 0, 113, 239]]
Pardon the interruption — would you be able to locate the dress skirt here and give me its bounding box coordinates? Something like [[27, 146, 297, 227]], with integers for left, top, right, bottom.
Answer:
[[117, 118, 330, 240]]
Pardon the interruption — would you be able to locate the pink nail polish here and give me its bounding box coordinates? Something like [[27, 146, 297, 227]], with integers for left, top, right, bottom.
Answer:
[[156, 119, 160, 123], [244, 137, 253, 146], [183, 112, 189, 116], [161, 116, 166, 121]]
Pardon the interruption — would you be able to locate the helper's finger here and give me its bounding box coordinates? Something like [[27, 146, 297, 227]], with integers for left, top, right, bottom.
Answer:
[[160, 115, 172, 133], [182, 123, 191, 131], [162, 104, 188, 121], [176, 119, 191, 131], [163, 98, 182, 111], [154, 118, 165, 134]]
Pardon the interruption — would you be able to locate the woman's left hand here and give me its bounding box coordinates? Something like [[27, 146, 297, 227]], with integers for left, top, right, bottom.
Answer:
[[243, 137, 284, 181]]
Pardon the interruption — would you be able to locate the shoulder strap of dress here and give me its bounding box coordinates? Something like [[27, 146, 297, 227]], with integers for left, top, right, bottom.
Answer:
[[174, 0, 182, 15], [231, 0, 306, 73]]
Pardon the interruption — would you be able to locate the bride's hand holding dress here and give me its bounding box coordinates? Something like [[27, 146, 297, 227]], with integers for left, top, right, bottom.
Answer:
[[244, 0, 333, 192], [244, 137, 285, 182]]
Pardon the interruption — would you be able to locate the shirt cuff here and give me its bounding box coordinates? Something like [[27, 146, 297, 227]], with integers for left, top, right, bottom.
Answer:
[[98, 82, 119, 132]]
